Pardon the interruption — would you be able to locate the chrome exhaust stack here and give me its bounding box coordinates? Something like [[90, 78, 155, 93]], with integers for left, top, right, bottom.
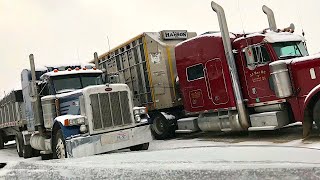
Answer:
[[29, 54, 44, 129], [262, 5, 277, 31], [94, 52, 99, 69], [210, 1, 250, 130]]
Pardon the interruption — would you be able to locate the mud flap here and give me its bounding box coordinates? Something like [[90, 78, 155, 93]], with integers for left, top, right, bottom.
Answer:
[[303, 108, 313, 138]]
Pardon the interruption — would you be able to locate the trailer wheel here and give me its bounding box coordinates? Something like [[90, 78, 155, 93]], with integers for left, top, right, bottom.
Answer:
[[129, 143, 149, 151], [23, 145, 33, 159], [41, 154, 52, 160], [313, 99, 320, 131], [150, 112, 175, 140], [15, 133, 23, 157], [32, 149, 41, 157], [0, 132, 4, 149], [53, 129, 67, 159]]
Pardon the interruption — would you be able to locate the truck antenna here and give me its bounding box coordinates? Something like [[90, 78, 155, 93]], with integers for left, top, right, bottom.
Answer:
[[296, 5, 305, 37], [237, 0, 249, 47], [107, 36, 111, 52], [77, 48, 80, 64]]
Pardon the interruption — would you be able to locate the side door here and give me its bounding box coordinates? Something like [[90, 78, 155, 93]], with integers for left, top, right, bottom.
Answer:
[[204, 58, 229, 105], [242, 44, 276, 104]]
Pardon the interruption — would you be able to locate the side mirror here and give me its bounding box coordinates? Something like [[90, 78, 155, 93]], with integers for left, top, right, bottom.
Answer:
[[244, 46, 255, 66], [101, 74, 107, 84]]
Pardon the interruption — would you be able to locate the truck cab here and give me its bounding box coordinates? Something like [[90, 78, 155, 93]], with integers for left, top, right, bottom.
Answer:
[[175, 2, 320, 136], [19, 60, 152, 159]]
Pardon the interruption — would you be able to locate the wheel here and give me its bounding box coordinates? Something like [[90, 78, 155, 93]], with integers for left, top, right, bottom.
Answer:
[[313, 99, 320, 131], [32, 149, 41, 157], [0, 132, 4, 149], [150, 112, 175, 140], [53, 129, 67, 159], [15, 133, 23, 157], [41, 154, 53, 160], [130, 143, 149, 151], [23, 145, 33, 159]]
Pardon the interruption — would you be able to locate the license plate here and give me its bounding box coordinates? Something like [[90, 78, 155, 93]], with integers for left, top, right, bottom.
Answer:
[[101, 131, 130, 145]]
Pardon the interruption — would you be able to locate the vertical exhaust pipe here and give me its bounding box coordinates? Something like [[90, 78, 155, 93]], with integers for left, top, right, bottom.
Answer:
[[262, 5, 277, 31], [211, 1, 250, 130], [94, 52, 99, 69], [29, 54, 44, 132]]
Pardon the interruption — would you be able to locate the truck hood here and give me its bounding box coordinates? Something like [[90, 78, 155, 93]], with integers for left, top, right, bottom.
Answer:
[[41, 89, 83, 101], [275, 53, 320, 97]]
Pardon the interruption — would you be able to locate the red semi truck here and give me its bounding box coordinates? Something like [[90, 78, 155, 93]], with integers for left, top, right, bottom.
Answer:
[[174, 1, 320, 137], [93, 2, 320, 138]]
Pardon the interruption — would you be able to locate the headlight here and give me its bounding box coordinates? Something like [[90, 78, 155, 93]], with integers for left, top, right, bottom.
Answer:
[[139, 108, 147, 114], [80, 124, 88, 133], [64, 116, 86, 126], [133, 107, 147, 115], [134, 115, 141, 123], [134, 109, 140, 115]]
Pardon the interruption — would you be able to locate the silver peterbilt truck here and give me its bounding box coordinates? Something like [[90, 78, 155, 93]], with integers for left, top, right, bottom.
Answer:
[[0, 54, 152, 159]]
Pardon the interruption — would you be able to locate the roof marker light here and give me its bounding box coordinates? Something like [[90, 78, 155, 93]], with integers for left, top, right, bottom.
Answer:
[[93, 67, 97, 70], [53, 69, 58, 72], [75, 67, 80, 71], [83, 67, 87, 70], [67, 68, 72, 71]]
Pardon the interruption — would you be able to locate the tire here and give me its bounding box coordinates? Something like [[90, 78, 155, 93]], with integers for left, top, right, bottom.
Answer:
[[313, 99, 320, 131], [150, 112, 175, 140], [32, 149, 41, 157], [23, 145, 33, 159], [130, 143, 149, 151], [41, 154, 52, 160], [53, 129, 67, 159], [0, 132, 4, 149], [15, 133, 23, 157]]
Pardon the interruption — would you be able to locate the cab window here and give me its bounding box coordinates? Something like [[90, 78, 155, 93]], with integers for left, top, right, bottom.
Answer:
[[244, 45, 271, 67], [187, 64, 204, 81]]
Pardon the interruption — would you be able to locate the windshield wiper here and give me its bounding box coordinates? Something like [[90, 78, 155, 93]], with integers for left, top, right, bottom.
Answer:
[[279, 54, 302, 60], [56, 88, 77, 94]]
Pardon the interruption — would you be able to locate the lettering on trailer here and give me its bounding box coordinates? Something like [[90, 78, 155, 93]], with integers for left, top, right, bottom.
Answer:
[[162, 30, 188, 40]]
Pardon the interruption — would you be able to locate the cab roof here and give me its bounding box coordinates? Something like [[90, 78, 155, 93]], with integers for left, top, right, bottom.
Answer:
[[41, 69, 103, 79]]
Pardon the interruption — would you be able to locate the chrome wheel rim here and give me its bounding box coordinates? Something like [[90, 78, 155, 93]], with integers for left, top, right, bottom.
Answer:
[[153, 117, 164, 134]]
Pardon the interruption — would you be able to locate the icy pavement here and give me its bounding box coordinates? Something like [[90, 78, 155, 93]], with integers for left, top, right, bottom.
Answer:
[[2, 126, 320, 179]]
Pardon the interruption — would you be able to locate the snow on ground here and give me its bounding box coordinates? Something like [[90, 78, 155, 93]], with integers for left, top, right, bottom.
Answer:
[[2, 126, 320, 179]]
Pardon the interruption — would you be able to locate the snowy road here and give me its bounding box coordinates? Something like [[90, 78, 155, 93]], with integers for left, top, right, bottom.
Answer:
[[2, 126, 320, 179]]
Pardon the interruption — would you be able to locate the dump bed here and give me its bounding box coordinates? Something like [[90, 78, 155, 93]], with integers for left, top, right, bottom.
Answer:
[[0, 90, 26, 128], [93, 31, 197, 111]]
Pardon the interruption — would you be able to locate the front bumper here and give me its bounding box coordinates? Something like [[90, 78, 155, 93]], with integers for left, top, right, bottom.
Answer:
[[65, 124, 153, 158]]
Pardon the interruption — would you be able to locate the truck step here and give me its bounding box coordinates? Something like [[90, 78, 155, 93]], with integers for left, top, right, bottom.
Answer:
[[218, 115, 229, 119], [248, 126, 278, 131], [221, 128, 232, 132], [249, 111, 289, 128], [175, 130, 195, 134], [176, 117, 199, 133]]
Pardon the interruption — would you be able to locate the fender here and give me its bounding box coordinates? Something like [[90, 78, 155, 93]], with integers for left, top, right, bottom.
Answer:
[[52, 119, 81, 140], [302, 84, 320, 137], [303, 83, 320, 110]]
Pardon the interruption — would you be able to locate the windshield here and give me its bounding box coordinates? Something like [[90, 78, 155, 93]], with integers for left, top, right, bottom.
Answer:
[[272, 41, 309, 59], [53, 73, 102, 94]]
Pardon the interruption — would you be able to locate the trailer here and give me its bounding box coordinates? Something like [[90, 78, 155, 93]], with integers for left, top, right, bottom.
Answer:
[[0, 91, 25, 150], [0, 56, 152, 159], [91, 30, 196, 139]]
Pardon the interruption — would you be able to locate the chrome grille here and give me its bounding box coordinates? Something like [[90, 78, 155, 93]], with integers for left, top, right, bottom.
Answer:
[[90, 91, 132, 130]]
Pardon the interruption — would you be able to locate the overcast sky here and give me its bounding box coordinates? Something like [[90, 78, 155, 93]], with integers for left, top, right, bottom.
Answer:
[[0, 0, 319, 98]]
